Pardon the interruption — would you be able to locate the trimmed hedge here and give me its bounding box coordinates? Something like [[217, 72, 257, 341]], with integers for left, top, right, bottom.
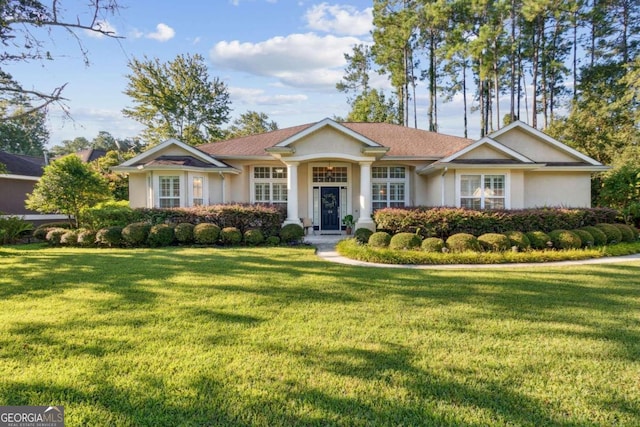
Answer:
[[595, 223, 623, 244], [373, 207, 618, 238], [421, 237, 444, 253], [193, 223, 220, 245], [525, 231, 551, 250], [389, 233, 421, 250], [478, 233, 510, 252], [368, 232, 391, 248], [548, 229, 582, 250], [45, 228, 68, 246], [572, 229, 595, 248], [147, 224, 175, 247], [122, 222, 151, 246], [60, 230, 79, 246], [279, 224, 304, 244], [504, 231, 531, 251], [174, 223, 195, 244], [613, 223, 636, 243], [580, 226, 607, 246], [131, 204, 284, 238], [77, 229, 96, 247], [354, 228, 373, 244], [220, 227, 242, 245], [244, 229, 265, 246], [446, 233, 481, 252], [96, 226, 123, 247]]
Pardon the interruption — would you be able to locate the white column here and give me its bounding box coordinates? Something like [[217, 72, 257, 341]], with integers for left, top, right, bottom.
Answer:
[[283, 161, 302, 226], [356, 161, 375, 231]]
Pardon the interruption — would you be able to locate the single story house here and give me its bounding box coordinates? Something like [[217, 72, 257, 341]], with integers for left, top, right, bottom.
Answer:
[[113, 118, 608, 232]]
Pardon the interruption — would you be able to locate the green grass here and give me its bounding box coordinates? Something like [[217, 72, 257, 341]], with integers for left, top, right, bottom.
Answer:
[[337, 238, 640, 265], [1, 244, 640, 426]]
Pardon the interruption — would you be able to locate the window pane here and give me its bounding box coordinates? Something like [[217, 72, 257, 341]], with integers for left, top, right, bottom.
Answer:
[[193, 177, 203, 199], [255, 183, 270, 202], [372, 183, 386, 202], [254, 167, 270, 179], [372, 167, 387, 179], [272, 167, 287, 179], [272, 183, 288, 202], [389, 183, 404, 202], [389, 167, 405, 179], [460, 175, 481, 197], [460, 198, 481, 209], [484, 175, 504, 197], [485, 198, 505, 209]]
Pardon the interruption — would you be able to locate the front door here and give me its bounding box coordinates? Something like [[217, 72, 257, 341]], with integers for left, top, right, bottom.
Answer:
[[320, 186, 340, 231]]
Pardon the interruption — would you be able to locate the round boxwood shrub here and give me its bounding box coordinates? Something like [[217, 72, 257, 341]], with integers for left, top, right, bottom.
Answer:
[[77, 229, 96, 247], [579, 226, 607, 246], [220, 227, 242, 245], [280, 224, 304, 244], [446, 233, 481, 252], [612, 223, 636, 242], [628, 224, 640, 240], [174, 223, 195, 244], [389, 232, 421, 250], [34, 223, 70, 240], [368, 231, 391, 248], [193, 223, 220, 245], [525, 231, 551, 250], [96, 226, 123, 247], [504, 231, 531, 251], [421, 237, 444, 253], [572, 229, 594, 248], [266, 235, 280, 246], [548, 229, 582, 249], [122, 222, 151, 246], [60, 230, 79, 246], [595, 223, 623, 244], [244, 229, 264, 246], [147, 224, 175, 247], [478, 233, 510, 252], [354, 228, 373, 244], [45, 228, 68, 246]]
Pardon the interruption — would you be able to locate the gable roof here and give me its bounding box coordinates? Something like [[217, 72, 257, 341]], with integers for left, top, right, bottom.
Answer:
[[0, 151, 46, 177], [437, 136, 535, 164], [198, 119, 474, 159], [115, 138, 238, 173]]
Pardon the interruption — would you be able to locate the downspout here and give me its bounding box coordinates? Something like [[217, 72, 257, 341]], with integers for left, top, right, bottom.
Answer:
[[440, 167, 448, 206], [219, 171, 225, 204]]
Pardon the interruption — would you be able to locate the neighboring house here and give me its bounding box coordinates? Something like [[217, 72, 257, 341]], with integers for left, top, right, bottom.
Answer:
[[113, 118, 608, 232], [0, 151, 61, 224]]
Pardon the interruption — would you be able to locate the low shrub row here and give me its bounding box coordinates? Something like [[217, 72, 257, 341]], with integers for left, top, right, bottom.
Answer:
[[364, 222, 639, 253], [80, 202, 286, 238], [38, 222, 305, 248], [373, 206, 620, 238]]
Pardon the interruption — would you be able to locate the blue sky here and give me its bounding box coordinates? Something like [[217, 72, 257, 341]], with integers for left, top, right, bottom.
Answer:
[[7, 0, 478, 147]]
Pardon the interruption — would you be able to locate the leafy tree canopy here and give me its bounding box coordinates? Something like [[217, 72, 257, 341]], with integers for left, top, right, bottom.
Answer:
[[224, 111, 278, 139], [26, 154, 111, 227], [0, 96, 49, 155], [123, 53, 231, 147]]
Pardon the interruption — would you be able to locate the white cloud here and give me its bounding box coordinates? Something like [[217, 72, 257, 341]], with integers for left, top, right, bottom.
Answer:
[[145, 23, 176, 42], [229, 87, 308, 105], [210, 33, 361, 90], [85, 20, 117, 38], [304, 3, 373, 36]]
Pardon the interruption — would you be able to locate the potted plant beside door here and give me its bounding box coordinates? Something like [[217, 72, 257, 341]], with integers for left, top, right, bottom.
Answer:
[[342, 214, 355, 235]]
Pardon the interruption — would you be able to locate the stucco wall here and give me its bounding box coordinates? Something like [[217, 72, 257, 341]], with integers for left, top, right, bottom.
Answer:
[[292, 127, 365, 158], [494, 128, 577, 162], [523, 172, 592, 208], [128, 174, 147, 208], [459, 145, 511, 160]]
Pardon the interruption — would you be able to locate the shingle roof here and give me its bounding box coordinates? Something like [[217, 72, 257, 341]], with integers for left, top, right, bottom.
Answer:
[[198, 122, 472, 158], [0, 151, 45, 176], [75, 148, 108, 163], [137, 155, 232, 169]]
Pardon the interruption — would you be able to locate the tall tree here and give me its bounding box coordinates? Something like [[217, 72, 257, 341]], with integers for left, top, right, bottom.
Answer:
[[0, 0, 120, 121], [49, 137, 90, 157], [336, 44, 372, 104], [123, 53, 231, 146], [346, 89, 398, 123], [224, 112, 278, 139], [0, 97, 49, 155], [26, 154, 110, 227]]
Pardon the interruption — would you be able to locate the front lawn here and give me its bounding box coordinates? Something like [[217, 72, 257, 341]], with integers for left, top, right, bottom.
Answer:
[[1, 245, 639, 426]]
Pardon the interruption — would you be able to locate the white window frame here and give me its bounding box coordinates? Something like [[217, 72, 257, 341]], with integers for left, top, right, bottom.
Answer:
[[456, 172, 509, 209], [250, 166, 288, 206], [189, 174, 207, 207], [371, 166, 408, 210], [156, 175, 183, 208]]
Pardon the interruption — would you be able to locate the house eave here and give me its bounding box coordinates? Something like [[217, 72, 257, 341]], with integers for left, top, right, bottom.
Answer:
[[417, 163, 542, 176], [0, 173, 40, 181], [112, 165, 240, 174]]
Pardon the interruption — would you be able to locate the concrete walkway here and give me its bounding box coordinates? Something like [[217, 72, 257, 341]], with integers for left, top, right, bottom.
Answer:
[[304, 234, 640, 270]]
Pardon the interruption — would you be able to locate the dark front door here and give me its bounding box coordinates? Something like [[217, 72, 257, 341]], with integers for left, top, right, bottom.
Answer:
[[320, 187, 340, 231]]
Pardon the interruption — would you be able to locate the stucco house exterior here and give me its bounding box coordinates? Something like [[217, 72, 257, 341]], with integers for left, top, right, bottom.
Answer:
[[113, 118, 608, 233]]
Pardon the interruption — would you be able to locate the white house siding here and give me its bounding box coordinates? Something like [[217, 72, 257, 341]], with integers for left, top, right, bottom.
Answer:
[[523, 172, 592, 208]]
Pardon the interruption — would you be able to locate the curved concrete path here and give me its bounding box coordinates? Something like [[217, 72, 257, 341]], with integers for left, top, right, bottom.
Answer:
[[305, 234, 640, 270]]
